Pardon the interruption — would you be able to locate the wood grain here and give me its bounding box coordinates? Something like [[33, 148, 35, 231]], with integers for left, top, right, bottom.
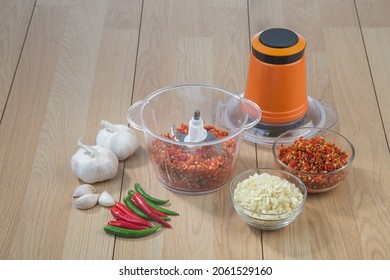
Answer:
[[0, 0, 389, 260], [0, 0, 35, 119], [114, 0, 261, 260], [0, 0, 142, 259], [356, 0, 390, 147], [0, 2, 70, 259], [250, 0, 390, 259]]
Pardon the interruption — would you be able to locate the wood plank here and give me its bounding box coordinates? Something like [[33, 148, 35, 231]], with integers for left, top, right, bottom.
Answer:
[[1, 0, 388, 261], [0, 0, 142, 259], [356, 0, 390, 146], [0, 1, 70, 259], [114, 0, 262, 260], [0, 0, 35, 119], [250, 0, 390, 259]]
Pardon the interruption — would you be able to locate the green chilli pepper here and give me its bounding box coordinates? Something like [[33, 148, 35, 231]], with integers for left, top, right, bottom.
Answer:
[[123, 195, 152, 221], [134, 183, 169, 205], [143, 197, 179, 216], [104, 224, 161, 238], [128, 189, 135, 197]]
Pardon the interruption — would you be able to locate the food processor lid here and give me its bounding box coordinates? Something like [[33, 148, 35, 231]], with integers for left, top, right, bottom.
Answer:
[[243, 96, 338, 146], [251, 28, 306, 65]]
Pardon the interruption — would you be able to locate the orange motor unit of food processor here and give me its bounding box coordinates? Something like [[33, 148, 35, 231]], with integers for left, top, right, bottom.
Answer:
[[244, 28, 308, 124]]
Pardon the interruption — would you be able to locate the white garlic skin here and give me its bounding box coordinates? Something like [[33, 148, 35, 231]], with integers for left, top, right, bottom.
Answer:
[[72, 184, 96, 198], [96, 123, 139, 161], [98, 191, 116, 207], [73, 193, 100, 210], [71, 144, 119, 184]]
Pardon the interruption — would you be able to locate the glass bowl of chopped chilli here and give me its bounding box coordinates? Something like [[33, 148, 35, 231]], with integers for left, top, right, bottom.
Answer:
[[272, 128, 355, 193], [230, 168, 307, 230]]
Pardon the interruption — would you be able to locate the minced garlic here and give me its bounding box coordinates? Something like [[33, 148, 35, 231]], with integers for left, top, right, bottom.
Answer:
[[234, 172, 303, 219]]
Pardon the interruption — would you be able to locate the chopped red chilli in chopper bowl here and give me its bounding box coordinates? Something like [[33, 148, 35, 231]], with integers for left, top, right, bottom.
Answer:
[[150, 124, 236, 192], [277, 136, 349, 191]]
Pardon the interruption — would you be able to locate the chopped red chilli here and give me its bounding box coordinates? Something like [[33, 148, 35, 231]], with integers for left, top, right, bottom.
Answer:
[[277, 137, 349, 191], [150, 124, 236, 192], [278, 137, 348, 173]]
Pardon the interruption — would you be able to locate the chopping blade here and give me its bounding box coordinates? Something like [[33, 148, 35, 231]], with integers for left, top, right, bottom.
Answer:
[[171, 124, 218, 142], [170, 124, 222, 153], [171, 124, 186, 142]]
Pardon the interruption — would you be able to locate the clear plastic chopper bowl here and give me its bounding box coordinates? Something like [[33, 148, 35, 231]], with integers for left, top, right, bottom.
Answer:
[[127, 84, 261, 195]]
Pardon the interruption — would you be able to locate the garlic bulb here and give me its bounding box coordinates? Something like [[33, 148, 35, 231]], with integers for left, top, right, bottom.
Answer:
[[98, 191, 116, 207], [96, 120, 139, 161], [72, 184, 96, 198], [71, 138, 119, 184], [73, 193, 100, 209]]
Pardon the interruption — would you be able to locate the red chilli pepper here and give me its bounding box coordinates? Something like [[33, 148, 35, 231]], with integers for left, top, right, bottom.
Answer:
[[147, 205, 167, 217], [110, 207, 153, 228], [131, 193, 172, 228], [114, 202, 135, 217], [128, 190, 167, 217], [116, 201, 164, 221], [108, 220, 147, 231]]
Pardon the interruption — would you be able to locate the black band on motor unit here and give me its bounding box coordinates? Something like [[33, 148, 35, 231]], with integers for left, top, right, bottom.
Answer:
[[252, 47, 305, 64]]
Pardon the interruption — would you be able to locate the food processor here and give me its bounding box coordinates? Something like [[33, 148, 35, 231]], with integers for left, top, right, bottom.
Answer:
[[127, 84, 261, 195], [243, 28, 337, 145]]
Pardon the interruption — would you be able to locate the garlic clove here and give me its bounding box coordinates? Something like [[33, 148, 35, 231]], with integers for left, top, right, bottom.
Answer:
[[73, 193, 100, 210], [72, 184, 96, 199], [71, 139, 119, 184], [98, 191, 116, 207], [96, 120, 139, 161]]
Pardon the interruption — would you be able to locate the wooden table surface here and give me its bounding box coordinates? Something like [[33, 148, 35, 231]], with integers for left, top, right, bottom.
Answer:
[[1, 0, 389, 260]]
